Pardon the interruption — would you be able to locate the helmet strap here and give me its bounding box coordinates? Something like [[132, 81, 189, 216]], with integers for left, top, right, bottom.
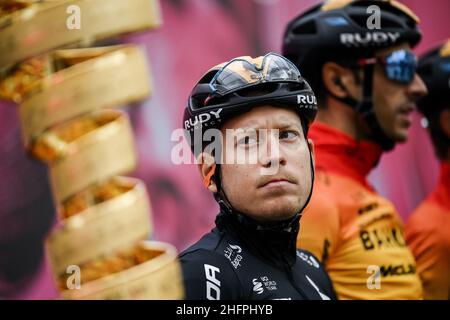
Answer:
[[326, 63, 395, 151], [212, 163, 234, 214], [212, 144, 315, 218]]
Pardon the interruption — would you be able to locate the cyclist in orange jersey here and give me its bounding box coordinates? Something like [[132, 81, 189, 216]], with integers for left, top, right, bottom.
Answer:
[[282, 0, 427, 299], [406, 39, 450, 300]]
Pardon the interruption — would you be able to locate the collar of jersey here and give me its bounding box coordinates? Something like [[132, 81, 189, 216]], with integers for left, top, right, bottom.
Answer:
[[215, 208, 300, 270], [309, 122, 382, 190]]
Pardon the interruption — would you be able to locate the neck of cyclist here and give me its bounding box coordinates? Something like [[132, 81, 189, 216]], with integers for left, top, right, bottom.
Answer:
[[317, 94, 373, 142]]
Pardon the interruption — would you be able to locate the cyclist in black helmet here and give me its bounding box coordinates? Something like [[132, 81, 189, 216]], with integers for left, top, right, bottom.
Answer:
[[406, 39, 450, 300], [179, 53, 336, 300], [282, 0, 427, 299]]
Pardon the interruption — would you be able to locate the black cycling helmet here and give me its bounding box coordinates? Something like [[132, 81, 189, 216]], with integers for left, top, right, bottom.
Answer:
[[283, 0, 422, 150], [184, 53, 317, 154], [183, 53, 317, 216], [417, 39, 450, 118], [283, 0, 421, 66]]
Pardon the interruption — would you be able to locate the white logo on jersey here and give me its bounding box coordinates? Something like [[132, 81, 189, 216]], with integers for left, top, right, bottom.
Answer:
[[228, 244, 242, 253], [308, 255, 320, 269], [224, 244, 243, 269], [252, 278, 264, 294], [204, 264, 221, 300], [297, 251, 320, 269], [252, 275, 277, 295]]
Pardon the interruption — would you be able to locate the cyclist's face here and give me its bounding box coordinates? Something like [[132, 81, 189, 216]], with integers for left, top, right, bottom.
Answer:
[[371, 43, 428, 142], [219, 105, 313, 222]]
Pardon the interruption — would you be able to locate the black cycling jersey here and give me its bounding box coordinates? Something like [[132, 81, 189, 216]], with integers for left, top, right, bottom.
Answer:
[[179, 209, 336, 300]]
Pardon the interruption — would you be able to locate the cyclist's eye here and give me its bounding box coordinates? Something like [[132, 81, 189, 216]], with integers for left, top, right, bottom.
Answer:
[[237, 135, 257, 146], [279, 130, 299, 141]]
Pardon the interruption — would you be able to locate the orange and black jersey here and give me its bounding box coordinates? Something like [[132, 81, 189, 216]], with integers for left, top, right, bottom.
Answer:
[[297, 123, 423, 300], [406, 162, 450, 299]]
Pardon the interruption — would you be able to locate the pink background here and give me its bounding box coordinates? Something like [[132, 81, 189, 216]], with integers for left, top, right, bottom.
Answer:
[[0, 0, 449, 299]]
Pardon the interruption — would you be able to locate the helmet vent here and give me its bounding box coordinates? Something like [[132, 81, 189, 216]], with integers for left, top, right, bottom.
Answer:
[[235, 83, 280, 97], [292, 20, 317, 35], [199, 70, 219, 84]]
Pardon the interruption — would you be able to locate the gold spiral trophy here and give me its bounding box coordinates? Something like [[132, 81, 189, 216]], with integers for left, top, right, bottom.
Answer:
[[0, 0, 184, 299]]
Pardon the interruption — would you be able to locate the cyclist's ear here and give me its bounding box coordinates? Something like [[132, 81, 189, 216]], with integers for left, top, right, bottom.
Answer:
[[198, 152, 218, 193], [322, 61, 361, 100]]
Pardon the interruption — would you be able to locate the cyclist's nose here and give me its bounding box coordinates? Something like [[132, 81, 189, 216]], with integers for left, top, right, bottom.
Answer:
[[407, 73, 428, 102], [259, 131, 286, 169]]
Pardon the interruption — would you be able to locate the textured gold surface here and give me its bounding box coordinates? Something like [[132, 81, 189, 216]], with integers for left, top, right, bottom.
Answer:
[[60, 241, 184, 300], [0, 0, 162, 74], [19, 45, 151, 147], [47, 177, 152, 275], [45, 110, 137, 202]]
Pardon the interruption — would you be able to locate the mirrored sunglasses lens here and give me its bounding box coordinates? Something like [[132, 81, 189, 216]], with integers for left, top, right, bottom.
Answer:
[[385, 50, 417, 83]]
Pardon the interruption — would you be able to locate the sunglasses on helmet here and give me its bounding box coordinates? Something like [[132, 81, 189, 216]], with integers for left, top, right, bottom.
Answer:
[[209, 52, 303, 96]]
